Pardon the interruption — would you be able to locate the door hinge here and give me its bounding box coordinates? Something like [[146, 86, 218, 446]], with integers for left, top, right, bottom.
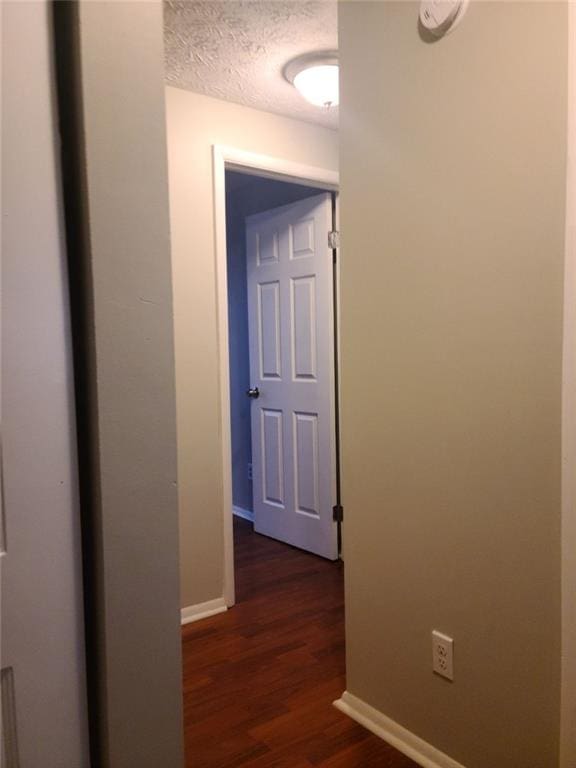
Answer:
[[328, 230, 340, 250], [332, 504, 344, 523]]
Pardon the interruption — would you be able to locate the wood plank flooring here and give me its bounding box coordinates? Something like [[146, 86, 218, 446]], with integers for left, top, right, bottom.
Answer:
[[182, 517, 418, 768]]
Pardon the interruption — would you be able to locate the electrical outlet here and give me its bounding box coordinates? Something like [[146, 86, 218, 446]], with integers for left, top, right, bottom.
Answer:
[[248, 463, 253, 481], [432, 630, 454, 681]]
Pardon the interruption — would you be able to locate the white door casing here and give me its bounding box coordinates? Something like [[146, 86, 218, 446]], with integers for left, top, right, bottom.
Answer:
[[246, 193, 338, 559]]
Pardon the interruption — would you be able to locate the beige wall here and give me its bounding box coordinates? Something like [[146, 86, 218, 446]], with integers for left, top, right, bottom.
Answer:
[[561, 3, 576, 765], [165, 88, 339, 608], [339, 3, 567, 767]]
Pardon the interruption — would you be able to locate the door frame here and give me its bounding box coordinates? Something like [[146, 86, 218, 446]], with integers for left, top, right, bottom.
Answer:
[[212, 145, 339, 607]]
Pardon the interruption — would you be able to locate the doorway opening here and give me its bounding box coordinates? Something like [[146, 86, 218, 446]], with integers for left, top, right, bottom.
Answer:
[[214, 149, 341, 606], [225, 168, 341, 574]]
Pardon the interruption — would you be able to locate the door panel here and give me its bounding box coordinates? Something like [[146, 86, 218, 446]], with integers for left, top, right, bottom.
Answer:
[[291, 276, 317, 380], [247, 193, 337, 559], [258, 282, 282, 378], [294, 412, 320, 516], [261, 409, 285, 507]]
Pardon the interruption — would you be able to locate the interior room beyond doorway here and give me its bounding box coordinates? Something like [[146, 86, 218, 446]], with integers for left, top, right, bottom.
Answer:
[[226, 170, 329, 518]]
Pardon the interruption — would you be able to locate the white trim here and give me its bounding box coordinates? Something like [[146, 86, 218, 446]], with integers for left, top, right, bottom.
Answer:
[[561, 3, 576, 766], [213, 146, 236, 609], [233, 505, 254, 523], [212, 144, 339, 609], [180, 598, 227, 626], [213, 145, 339, 190], [333, 692, 466, 768]]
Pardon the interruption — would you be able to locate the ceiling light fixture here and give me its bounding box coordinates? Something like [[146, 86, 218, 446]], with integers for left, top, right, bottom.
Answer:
[[284, 52, 339, 109]]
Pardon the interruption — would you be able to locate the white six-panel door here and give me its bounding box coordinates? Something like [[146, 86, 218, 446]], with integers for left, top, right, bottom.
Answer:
[[246, 193, 337, 560]]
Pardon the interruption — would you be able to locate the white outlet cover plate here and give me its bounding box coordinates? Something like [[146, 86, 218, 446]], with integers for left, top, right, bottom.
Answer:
[[420, 0, 468, 37], [432, 630, 454, 681]]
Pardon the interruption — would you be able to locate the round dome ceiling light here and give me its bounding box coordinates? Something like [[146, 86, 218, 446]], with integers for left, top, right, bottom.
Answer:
[[284, 52, 339, 109]]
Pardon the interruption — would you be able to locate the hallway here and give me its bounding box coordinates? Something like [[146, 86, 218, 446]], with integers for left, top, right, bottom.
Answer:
[[182, 517, 418, 767]]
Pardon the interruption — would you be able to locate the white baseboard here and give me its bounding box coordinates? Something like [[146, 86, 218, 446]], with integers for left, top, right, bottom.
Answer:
[[333, 691, 466, 768], [233, 505, 254, 522], [181, 597, 227, 626]]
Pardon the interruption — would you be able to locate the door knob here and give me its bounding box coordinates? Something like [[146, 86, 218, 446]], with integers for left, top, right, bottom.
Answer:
[[246, 387, 260, 399]]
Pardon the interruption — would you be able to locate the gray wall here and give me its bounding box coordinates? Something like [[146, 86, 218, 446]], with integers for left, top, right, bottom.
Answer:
[[226, 172, 325, 514], [1, 2, 89, 765], [339, 2, 567, 767], [73, 3, 184, 766]]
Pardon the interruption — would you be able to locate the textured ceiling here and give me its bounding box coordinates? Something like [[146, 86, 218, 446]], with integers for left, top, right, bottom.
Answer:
[[164, 1, 338, 129]]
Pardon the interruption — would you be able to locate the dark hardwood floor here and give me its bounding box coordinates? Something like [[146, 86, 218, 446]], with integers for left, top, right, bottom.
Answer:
[[182, 517, 418, 768]]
